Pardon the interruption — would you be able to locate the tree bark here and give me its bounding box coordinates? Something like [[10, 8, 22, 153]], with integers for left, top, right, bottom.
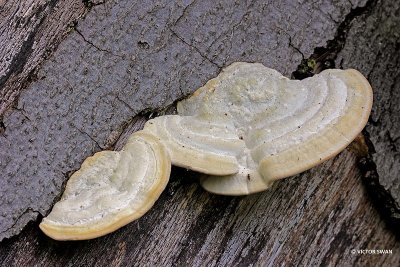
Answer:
[[0, 0, 399, 266], [0, 0, 86, 115]]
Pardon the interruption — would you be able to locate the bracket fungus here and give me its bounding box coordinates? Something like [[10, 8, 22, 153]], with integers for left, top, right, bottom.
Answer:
[[144, 115, 245, 175], [39, 131, 170, 240], [177, 62, 373, 195], [40, 62, 372, 240]]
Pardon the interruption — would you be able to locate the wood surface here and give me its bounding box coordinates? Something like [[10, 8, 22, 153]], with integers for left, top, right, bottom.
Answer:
[[0, 0, 86, 115], [0, 0, 399, 266]]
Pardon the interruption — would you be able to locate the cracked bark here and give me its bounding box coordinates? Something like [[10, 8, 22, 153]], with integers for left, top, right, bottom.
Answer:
[[0, 0, 399, 266], [292, 0, 377, 79], [170, 29, 222, 69], [337, 0, 400, 233], [0, 0, 87, 116], [0, 208, 40, 236], [291, 0, 400, 231], [74, 24, 125, 59]]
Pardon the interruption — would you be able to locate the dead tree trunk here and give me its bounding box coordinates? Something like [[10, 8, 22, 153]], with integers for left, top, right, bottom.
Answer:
[[0, 0, 399, 266]]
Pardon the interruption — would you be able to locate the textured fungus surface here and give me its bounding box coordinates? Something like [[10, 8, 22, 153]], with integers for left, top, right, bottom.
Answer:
[[144, 115, 243, 175], [173, 62, 372, 195], [39, 131, 170, 240]]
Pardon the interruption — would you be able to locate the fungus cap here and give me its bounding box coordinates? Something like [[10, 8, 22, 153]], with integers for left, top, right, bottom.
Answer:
[[39, 131, 171, 240], [144, 115, 245, 175], [177, 62, 373, 195]]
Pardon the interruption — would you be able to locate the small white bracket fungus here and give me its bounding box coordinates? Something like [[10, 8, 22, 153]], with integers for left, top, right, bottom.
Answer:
[[177, 62, 373, 195], [39, 131, 170, 240]]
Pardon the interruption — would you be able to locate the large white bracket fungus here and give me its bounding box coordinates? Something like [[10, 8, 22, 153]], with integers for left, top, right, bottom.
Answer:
[[40, 62, 372, 240], [176, 62, 373, 195], [39, 131, 170, 240]]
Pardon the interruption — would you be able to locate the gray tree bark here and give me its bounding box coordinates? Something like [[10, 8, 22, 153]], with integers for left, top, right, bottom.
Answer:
[[0, 0, 399, 266]]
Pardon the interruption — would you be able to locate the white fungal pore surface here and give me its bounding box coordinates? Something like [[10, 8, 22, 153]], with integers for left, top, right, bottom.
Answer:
[[166, 62, 372, 195]]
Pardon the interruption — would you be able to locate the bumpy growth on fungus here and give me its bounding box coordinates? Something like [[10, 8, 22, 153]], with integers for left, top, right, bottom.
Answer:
[[40, 62, 372, 240]]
